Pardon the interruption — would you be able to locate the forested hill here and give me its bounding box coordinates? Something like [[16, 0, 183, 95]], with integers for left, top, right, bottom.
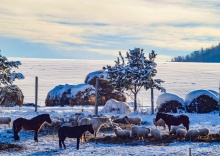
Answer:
[[171, 43, 220, 62]]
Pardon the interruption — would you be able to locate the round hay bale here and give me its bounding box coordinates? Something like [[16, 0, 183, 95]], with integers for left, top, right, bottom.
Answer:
[[185, 90, 218, 113], [0, 85, 24, 107], [156, 93, 185, 113]]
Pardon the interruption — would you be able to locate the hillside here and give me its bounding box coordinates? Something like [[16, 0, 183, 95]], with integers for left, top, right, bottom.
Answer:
[[171, 43, 220, 62]]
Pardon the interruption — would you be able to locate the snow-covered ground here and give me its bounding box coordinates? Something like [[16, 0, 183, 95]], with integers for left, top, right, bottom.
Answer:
[[11, 58, 220, 107], [1, 58, 219, 155], [1, 106, 220, 156]]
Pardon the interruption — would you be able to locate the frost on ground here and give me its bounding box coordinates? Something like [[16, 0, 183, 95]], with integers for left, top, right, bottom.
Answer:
[[1, 106, 220, 156]]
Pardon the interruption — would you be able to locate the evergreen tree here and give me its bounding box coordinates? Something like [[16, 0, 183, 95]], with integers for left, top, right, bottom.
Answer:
[[103, 48, 165, 112], [0, 52, 24, 86]]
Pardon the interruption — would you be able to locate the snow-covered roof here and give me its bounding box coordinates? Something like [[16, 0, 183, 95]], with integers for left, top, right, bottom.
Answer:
[[100, 99, 131, 114], [185, 90, 218, 106], [156, 93, 184, 108], [85, 70, 108, 83]]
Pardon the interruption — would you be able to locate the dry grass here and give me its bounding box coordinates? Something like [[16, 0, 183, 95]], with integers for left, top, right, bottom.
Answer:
[[0, 143, 23, 152], [87, 133, 220, 146]]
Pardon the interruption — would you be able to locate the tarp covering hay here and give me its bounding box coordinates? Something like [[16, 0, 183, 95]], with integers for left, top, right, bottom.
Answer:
[[100, 99, 132, 114], [156, 93, 185, 113], [0, 85, 24, 107], [185, 90, 218, 113]]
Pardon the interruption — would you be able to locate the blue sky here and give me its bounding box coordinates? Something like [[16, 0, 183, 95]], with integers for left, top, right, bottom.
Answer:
[[1, 0, 220, 61]]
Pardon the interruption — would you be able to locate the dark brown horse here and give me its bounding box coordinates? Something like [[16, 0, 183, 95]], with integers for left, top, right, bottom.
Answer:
[[58, 125, 94, 150], [13, 114, 52, 142], [155, 112, 189, 132]]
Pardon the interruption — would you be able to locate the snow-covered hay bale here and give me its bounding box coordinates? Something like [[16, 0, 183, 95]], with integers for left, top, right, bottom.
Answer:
[[185, 90, 218, 113], [156, 93, 185, 113], [85, 70, 126, 104], [0, 85, 24, 107], [45, 84, 95, 106], [100, 99, 132, 114]]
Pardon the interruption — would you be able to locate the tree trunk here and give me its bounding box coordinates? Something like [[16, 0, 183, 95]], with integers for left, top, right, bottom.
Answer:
[[134, 92, 137, 112], [134, 85, 137, 112]]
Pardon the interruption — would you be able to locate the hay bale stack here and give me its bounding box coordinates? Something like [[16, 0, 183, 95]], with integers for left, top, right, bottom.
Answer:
[[156, 93, 185, 113], [185, 90, 218, 113]]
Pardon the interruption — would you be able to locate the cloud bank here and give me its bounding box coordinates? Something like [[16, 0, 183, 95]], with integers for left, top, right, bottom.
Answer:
[[0, 0, 220, 61]]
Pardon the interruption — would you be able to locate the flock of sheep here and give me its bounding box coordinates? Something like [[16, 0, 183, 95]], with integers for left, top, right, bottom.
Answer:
[[0, 113, 213, 144]]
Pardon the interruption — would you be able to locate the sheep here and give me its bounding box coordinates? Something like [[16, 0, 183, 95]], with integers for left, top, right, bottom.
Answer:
[[131, 125, 150, 138], [153, 118, 166, 130], [136, 128, 150, 140], [185, 129, 199, 141], [150, 129, 162, 140], [0, 117, 11, 127], [169, 125, 186, 135], [124, 116, 142, 126], [198, 128, 210, 139], [68, 117, 79, 126], [176, 128, 187, 140], [114, 128, 130, 140]]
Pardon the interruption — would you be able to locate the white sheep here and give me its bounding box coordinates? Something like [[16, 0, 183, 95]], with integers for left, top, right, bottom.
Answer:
[[137, 128, 150, 140], [124, 116, 142, 126], [153, 118, 166, 130], [186, 129, 199, 141], [114, 128, 130, 139], [198, 128, 210, 139], [150, 129, 162, 140], [0, 117, 11, 127], [169, 125, 186, 135], [131, 125, 149, 138], [176, 128, 187, 140]]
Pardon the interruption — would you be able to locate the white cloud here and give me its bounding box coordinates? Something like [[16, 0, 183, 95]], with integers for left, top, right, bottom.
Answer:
[[0, 0, 220, 58]]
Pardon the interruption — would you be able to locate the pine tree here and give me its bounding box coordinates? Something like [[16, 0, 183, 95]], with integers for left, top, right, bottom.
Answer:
[[104, 48, 165, 112], [0, 52, 24, 86]]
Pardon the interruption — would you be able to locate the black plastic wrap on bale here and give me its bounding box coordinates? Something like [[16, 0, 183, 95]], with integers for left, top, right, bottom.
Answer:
[[186, 95, 218, 113], [157, 100, 185, 113]]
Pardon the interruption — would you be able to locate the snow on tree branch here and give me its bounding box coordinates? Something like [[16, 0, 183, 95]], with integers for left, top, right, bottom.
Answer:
[[103, 48, 165, 111], [0, 53, 24, 86]]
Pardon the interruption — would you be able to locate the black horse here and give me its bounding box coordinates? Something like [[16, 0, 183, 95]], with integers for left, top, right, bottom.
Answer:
[[58, 125, 94, 150], [13, 114, 52, 142], [155, 112, 189, 132]]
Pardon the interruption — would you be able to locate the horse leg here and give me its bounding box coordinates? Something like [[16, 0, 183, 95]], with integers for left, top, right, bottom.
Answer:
[[168, 125, 172, 133], [59, 139, 62, 149], [13, 125, 22, 141], [83, 133, 87, 142], [76, 137, 80, 150], [34, 129, 38, 142], [62, 138, 66, 149]]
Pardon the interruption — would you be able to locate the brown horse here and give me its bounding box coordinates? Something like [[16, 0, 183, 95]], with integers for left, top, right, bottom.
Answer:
[[155, 112, 189, 132], [13, 114, 52, 142]]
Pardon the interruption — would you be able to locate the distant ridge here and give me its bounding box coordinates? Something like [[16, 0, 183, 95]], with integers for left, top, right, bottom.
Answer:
[[171, 43, 220, 63]]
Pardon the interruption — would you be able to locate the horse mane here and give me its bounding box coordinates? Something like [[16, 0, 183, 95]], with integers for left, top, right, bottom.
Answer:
[[31, 114, 49, 120]]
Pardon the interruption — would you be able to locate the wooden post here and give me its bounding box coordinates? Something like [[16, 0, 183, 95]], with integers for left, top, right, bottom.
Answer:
[[95, 78, 99, 116], [151, 87, 154, 114], [189, 147, 191, 156], [35, 76, 38, 112]]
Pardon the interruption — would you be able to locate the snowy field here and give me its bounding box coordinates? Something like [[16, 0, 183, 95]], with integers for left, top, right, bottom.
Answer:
[[1, 106, 220, 156], [0, 58, 220, 156], [12, 58, 220, 107]]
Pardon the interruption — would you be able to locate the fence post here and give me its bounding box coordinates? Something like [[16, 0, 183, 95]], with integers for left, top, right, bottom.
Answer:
[[151, 87, 154, 114], [35, 76, 38, 112], [95, 78, 99, 116]]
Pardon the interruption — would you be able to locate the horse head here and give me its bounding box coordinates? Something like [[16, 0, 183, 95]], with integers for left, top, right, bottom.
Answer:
[[45, 114, 52, 124], [88, 124, 94, 135], [155, 112, 163, 122]]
